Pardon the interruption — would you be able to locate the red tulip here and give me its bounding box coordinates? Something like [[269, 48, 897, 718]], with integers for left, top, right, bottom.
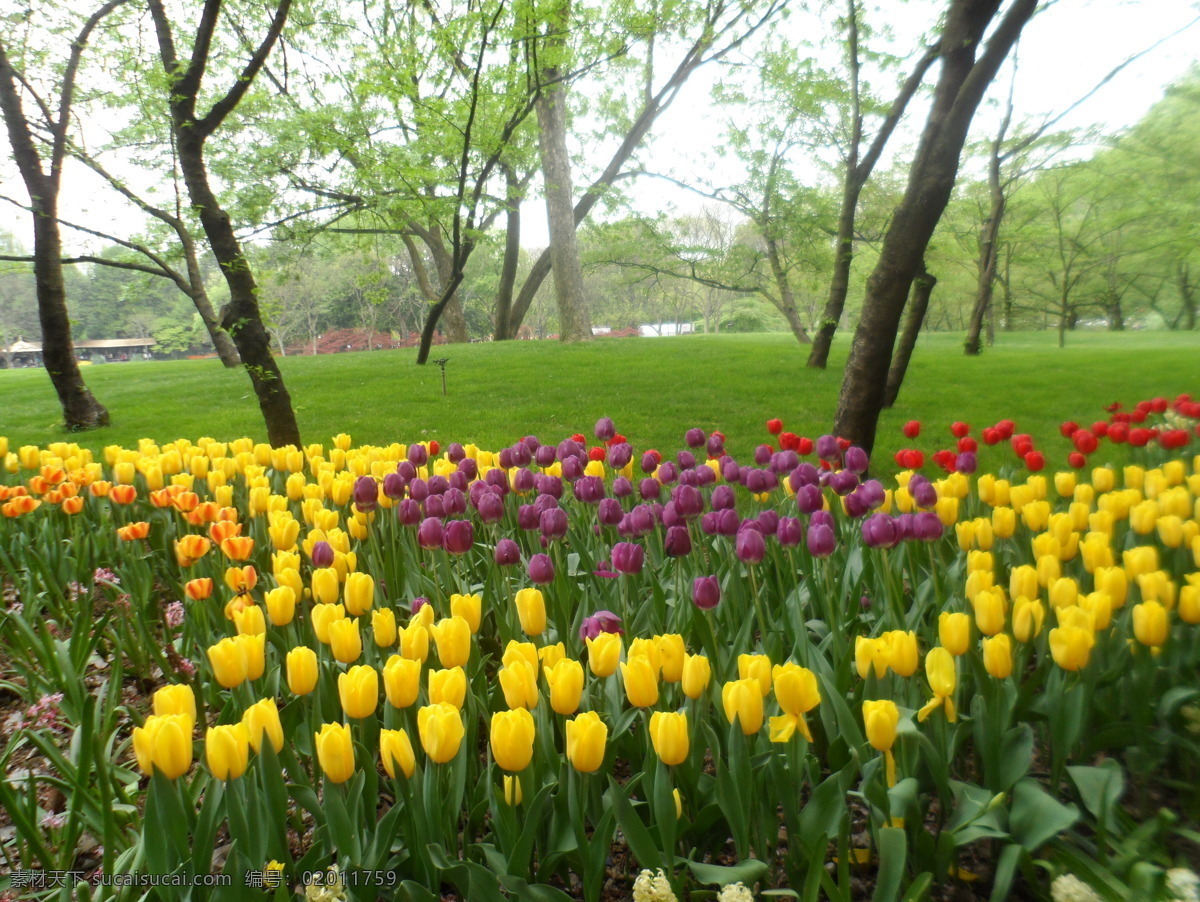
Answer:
[[956, 437, 977, 453], [950, 421, 970, 438], [797, 437, 814, 455], [1023, 451, 1044, 472], [766, 419, 783, 435], [1059, 421, 1078, 438], [1067, 452, 1086, 469]]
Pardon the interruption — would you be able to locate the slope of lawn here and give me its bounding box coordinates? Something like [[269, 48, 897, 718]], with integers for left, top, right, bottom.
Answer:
[[1, 330, 1196, 469]]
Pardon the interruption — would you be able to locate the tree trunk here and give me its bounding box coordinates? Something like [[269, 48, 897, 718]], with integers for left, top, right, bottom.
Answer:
[[177, 131, 300, 447], [833, 0, 1036, 455], [180, 235, 240, 366], [536, 42, 592, 342], [1179, 262, 1196, 331], [884, 265, 936, 407], [965, 169, 1004, 354], [492, 165, 523, 339], [808, 180, 860, 366], [765, 234, 811, 344]]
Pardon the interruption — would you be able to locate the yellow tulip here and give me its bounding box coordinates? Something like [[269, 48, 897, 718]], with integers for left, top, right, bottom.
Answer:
[[982, 634, 1013, 679], [565, 711, 608, 773], [132, 713, 193, 780], [681, 654, 711, 700], [502, 640, 540, 672], [620, 655, 660, 708], [514, 587, 546, 636], [206, 723, 250, 780], [991, 506, 1016, 539], [884, 632, 919, 677], [338, 665, 379, 719], [276, 567, 304, 599], [1137, 571, 1176, 609], [430, 616, 472, 668], [268, 515, 300, 551], [722, 679, 764, 735], [1129, 500, 1158, 535], [1156, 515, 1184, 549], [1178, 585, 1200, 624], [242, 698, 284, 754], [938, 612, 970, 657], [490, 708, 536, 772], [1080, 533, 1113, 572], [1054, 472, 1076, 498], [418, 703, 465, 763], [1095, 566, 1128, 608], [1123, 546, 1159, 579], [955, 520, 975, 552], [449, 593, 482, 633], [314, 722, 355, 784], [1132, 600, 1168, 648], [973, 588, 1006, 637], [286, 646, 319, 695], [499, 661, 540, 710], [264, 586, 296, 626], [153, 684, 196, 727], [1048, 626, 1094, 671], [383, 655, 422, 708], [917, 647, 957, 723], [772, 663, 820, 719], [855, 636, 890, 679], [372, 608, 398, 647], [655, 634, 686, 683], [311, 603, 346, 645], [628, 637, 661, 676], [586, 633, 622, 678], [545, 658, 585, 715], [737, 653, 772, 695], [973, 517, 994, 551], [344, 572, 374, 617], [207, 637, 249, 689], [1091, 467, 1115, 493], [862, 699, 900, 786], [1009, 566, 1038, 605], [1080, 591, 1113, 630], [648, 711, 689, 765], [311, 567, 340, 605], [380, 728, 416, 779], [1048, 577, 1078, 611], [538, 642, 567, 670], [428, 666, 468, 709], [329, 617, 363, 664], [399, 621, 430, 662]]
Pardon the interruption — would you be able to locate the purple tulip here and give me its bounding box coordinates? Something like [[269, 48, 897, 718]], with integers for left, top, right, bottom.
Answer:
[[424, 495, 445, 519], [692, 575, 721, 611], [528, 553, 555, 584], [706, 434, 725, 458], [790, 462, 820, 489], [383, 472, 407, 499], [417, 517, 444, 549], [443, 520, 474, 554], [540, 507, 569, 540], [397, 460, 417, 481], [408, 478, 429, 503], [795, 483, 824, 515], [695, 465, 716, 486], [745, 469, 769, 494], [716, 509, 740, 536], [511, 443, 532, 467], [757, 510, 780, 536], [770, 450, 800, 474], [498, 447, 515, 470], [956, 452, 977, 475], [722, 459, 741, 483], [685, 427, 706, 448], [535, 444, 557, 467], [665, 525, 692, 556], [911, 479, 938, 509], [735, 527, 766, 564], [352, 476, 377, 512], [661, 502, 681, 529], [511, 468, 535, 493], [913, 512, 944, 542], [574, 475, 606, 504], [517, 505, 539, 531], [710, 484, 735, 510], [861, 513, 900, 549], [521, 435, 540, 453], [535, 474, 563, 498], [656, 462, 678, 485], [311, 541, 334, 568], [845, 446, 869, 474], [561, 457, 583, 481], [397, 499, 422, 526], [443, 488, 467, 516], [638, 478, 661, 501], [807, 523, 836, 557], [776, 517, 803, 547], [412, 597, 429, 615], [608, 443, 633, 470], [534, 493, 559, 515], [816, 435, 840, 462], [700, 512, 719, 535], [482, 469, 506, 494], [407, 443, 428, 466], [627, 505, 655, 537], [447, 442, 466, 463], [754, 444, 773, 466], [860, 479, 886, 509], [494, 538, 520, 566], [557, 439, 582, 460], [829, 470, 859, 496], [640, 452, 659, 474], [612, 476, 633, 498], [611, 542, 645, 575], [579, 609, 623, 641], [810, 509, 835, 532], [448, 471, 468, 492], [843, 488, 871, 518], [597, 497, 623, 526], [677, 450, 696, 471], [457, 458, 478, 480], [595, 417, 616, 441], [672, 484, 704, 519]]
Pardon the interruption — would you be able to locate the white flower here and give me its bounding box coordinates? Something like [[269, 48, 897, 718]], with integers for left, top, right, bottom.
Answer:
[[717, 883, 756, 902], [632, 868, 678, 902], [1168, 868, 1200, 902], [1050, 874, 1102, 902]]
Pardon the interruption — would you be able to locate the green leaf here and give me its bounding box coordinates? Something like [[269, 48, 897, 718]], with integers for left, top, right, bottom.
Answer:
[[1008, 778, 1078, 852], [871, 827, 906, 902], [606, 775, 664, 872], [1067, 762, 1124, 822], [680, 856, 769, 886]]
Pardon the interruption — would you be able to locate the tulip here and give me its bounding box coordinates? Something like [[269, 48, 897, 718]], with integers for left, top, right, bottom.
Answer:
[[973, 589, 1006, 637], [917, 648, 957, 723], [338, 665, 379, 719], [653, 634, 686, 683], [735, 528, 766, 564], [502, 640, 539, 672], [383, 655, 421, 708], [132, 714, 193, 780], [1132, 600, 1168, 647], [855, 636, 890, 679], [449, 593, 482, 634], [206, 723, 250, 780], [430, 616, 472, 668], [342, 572, 374, 617], [1178, 585, 1200, 625], [566, 711, 608, 773], [692, 575, 721, 610], [681, 654, 711, 700], [722, 679, 764, 735], [863, 700, 900, 785], [770, 662, 820, 743], [153, 684, 197, 727], [621, 655, 660, 708], [938, 612, 970, 657], [538, 642, 566, 670], [311, 567, 340, 606], [982, 634, 1013, 679], [586, 632, 622, 677], [329, 617, 363, 664], [649, 711, 689, 765], [260, 585, 295, 627], [311, 603, 346, 645], [885, 631, 919, 677], [286, 646, 318, 695], [242, 698, 284, 754], [184, 578, 213, 601], [1049, 626, 1094, 671], [399, 620, 430, 662], [371, 608, 398, 647], [380, 729, 416, 780], [528, 553, 555, 584], [418, 703, 465, 764], [491, 708, 536, 772], [514, 587, 547, 636], [737, 653, 772, 695], [314, 722, 355, 784], [207, 637, 249, 689], [429, 666, 468, 709], [545, 658, 585, 715], [499, 661, 540, 710], [807, 523, 836, 557]]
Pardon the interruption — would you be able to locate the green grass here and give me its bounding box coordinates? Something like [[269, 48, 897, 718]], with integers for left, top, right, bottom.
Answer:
[[1, 330, 1197, 471]]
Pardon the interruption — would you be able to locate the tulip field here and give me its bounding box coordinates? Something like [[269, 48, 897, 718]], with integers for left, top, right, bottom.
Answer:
[[2, 394, 1200, 901]]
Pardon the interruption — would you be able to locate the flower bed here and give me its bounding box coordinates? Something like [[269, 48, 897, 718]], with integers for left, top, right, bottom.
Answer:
[[1, 402, 1198, 901]]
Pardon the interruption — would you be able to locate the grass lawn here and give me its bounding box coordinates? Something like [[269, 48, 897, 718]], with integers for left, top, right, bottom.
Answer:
[[1, 330, 1196, 470]]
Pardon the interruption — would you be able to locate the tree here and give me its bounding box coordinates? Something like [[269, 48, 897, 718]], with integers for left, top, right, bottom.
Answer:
[[833, 0, 1038, 455], [0, 3, 119, 428], [145, 0, 300, 447]]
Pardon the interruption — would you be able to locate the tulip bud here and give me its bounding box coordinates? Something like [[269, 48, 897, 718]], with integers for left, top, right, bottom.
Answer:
[[372, 608, 398, 647], [681, 654, 711, 700], [1049, 625, 1094, 671], [428, 666, 468, 709], [586, 632, 622, 678], [329, 617, 363, 664], [1132, 600, 1168, 648], [938, 612, 970, 656], [153, 684, 197, 727], [286, 646, 318, 695], [722, 679, 764, 735], [418, 703, 465, 764], [206, 723, 250, 780], [430, 616, 472, 667], [380, 729, 416, 780], [499, 661, 540, 710], [648, 711, 689, 765], [565, 711, 608, 773], [207, 636, 249, 689], [692, 575, 721, 610], [514, 587, 547, 636], [338, 665, 379, 719], [383, 655, 421, 708], [621, 655, 660, 708], [545, 658, 585, 715], [314, 722, 355, 784], [982, 634, 1013, 679], [133, 714, 193, 780], [490, 708, 536, 772], [863, 699, 899, 752], [242, 698, 284, 754]]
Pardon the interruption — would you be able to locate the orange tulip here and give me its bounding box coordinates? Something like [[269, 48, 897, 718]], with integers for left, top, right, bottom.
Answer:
[[117, 521, 151, 541], [220, 536, 256, 561]]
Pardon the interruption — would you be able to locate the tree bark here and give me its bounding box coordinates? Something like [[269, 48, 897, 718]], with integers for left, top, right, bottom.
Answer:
[[179, 232, 240, 366], [492, 164, 523, 339], [883, 265, 936, 407], [965, 154, 1005, 354], [764, 234, 811, 344], [832, 0, 1037, 455], [536, 28, 592, 343], [1179, 262, 1196, 331], [0, 18, 116, 430], [148, 0, 300, 447]]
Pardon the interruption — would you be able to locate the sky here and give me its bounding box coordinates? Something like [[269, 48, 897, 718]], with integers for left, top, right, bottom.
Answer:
[[2, 0, 1198, 254]]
